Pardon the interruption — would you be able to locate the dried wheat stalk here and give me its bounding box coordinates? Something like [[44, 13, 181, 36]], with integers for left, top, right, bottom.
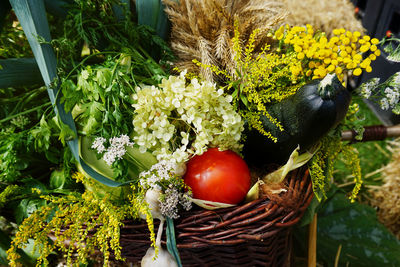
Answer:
[[163, 0, 286, 81]]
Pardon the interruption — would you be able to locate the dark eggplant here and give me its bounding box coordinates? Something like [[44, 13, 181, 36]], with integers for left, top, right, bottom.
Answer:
[[243, 74, 351, 166]]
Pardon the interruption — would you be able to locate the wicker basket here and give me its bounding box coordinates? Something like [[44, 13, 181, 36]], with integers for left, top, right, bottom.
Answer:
[[114, 166, 313, 266]]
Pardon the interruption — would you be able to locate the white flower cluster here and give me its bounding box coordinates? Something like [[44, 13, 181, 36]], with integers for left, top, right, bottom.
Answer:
[[358, 72, 400, 113], [139, 160, 184, 190], [91, 134, 134, 166], [132, 72, 244, 163], [359, 78, 380, 99], [139, 160, 192, 219], [379, 72, 400, 111], [380, 87, 400, 110]]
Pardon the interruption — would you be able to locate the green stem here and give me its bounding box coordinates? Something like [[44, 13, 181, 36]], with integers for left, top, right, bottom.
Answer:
[[0, 102, 51, 124]]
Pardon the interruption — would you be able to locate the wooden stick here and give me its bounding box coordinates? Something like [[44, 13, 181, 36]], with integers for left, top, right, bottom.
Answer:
[[308, 213, 317, 267], [341, 124, 400, 141]]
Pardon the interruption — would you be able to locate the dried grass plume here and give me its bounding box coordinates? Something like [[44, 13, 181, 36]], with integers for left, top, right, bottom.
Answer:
[[282, 0, 365, 37], [370, 138, 400, 239]]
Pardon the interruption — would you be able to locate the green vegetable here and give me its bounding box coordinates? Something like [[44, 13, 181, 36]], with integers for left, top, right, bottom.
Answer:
[[243, 74, 351, 166]]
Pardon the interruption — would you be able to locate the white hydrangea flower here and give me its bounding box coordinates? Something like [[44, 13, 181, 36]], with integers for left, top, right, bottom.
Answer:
[[132, 73, 244, 163]]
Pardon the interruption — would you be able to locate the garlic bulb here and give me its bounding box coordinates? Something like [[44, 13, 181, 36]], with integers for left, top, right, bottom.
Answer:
[[140, 188, 163, 220], [141, 219, 178, 267]]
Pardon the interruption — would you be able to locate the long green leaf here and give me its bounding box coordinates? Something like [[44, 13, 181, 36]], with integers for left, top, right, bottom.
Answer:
[[112, 0, 130, 22], [166, 217, 182, 267], [0, 58, 43, 88], [136, 0, 170, 40], [10, 0, 129, 187]]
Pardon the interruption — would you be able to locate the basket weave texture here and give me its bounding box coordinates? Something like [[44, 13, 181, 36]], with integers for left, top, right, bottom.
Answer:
[[116, 167, 313, 266]]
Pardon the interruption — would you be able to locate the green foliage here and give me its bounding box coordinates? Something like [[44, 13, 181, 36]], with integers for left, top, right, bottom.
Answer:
[[308, 132, 363, 202], [61, 55, 139, 138], [0, 13, 32, 58], [49, 0, 173, 75]]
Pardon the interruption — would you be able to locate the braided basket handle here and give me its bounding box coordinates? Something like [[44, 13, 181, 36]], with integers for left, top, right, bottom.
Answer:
[[341, 124, 400, 142]]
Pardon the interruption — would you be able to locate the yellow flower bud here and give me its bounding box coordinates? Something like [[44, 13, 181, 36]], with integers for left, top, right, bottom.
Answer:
[[343, 57, 352, 64], [374, 49, 381, 56], [353, 68, 362, 76], [327, 64, 335, 72], [371, 38, 379, 45], [353, 31, 361, 38], [366, 65, 372, 72], [363, 35, 371, 41], [331, 36, 340, 43], [346, 62, 355, 69], [360, 45, 369, 52], [370, 45, 377, 52], [297, 52, 305, 59], [369, 54, 376, 60], [354, 54, 362, 61], [333, 29, 341, 35], [318, 68, 327, 77]]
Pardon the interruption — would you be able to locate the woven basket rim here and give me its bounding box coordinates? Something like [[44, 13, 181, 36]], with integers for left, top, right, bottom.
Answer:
[[117, 166, 313, 250]]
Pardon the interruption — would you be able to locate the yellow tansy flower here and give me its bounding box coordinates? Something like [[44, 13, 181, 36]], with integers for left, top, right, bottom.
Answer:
[[353, 68, 362, 76]]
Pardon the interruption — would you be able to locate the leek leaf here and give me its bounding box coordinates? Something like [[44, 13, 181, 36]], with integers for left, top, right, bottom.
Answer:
[[0, 58, 43, 88]]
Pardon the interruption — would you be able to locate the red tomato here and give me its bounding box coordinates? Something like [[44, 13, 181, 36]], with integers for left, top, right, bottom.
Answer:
[[183, 148, 251, 204]]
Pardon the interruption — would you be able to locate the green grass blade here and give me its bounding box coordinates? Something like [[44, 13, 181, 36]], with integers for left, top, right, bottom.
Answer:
[[0, 58, 43, 88]]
